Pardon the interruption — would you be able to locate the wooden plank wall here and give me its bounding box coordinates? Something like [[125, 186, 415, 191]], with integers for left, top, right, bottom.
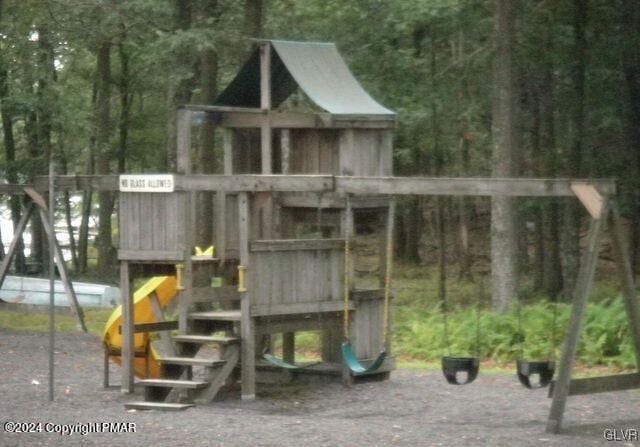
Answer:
[[290, 129, 339, 174], [119, 192, 185, 253], [352, 297, 384, 359], [214, 193, 239, 256], [232, 129, 262, 173], [248, 241, 344, 313], [339, 129, 393, 176]]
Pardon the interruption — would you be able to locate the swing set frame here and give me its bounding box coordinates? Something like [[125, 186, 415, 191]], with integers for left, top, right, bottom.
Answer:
[[1, 173, 634, 433]]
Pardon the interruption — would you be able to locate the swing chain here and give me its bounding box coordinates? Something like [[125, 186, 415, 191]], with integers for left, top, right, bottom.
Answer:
[[343, 195, 352, 341], [382, 198, 395, 348]]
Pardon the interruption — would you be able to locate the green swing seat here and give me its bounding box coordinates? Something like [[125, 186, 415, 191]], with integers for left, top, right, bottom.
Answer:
[[341, 342, 387, 376], [262, 352, 302, 370]]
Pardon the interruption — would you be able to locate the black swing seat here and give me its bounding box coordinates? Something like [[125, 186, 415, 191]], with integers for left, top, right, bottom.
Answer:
[[516, 360, 555, 389], [441, 356, 480, 385]]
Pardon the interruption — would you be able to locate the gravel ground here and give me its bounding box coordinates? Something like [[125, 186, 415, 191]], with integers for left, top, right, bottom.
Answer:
[[1, 329, 639, 447]]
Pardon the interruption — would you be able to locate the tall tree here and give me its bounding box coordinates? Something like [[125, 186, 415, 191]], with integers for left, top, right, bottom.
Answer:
[[622, 0, 640, 275], [490, 0, 518, 311], [245, 0, 263, 38], [195, 0, 222, 247], [0, 0, 22, 268], [166, 0, 194, 171], [561, 0, 588, 295], [95, 40, 116, 274]]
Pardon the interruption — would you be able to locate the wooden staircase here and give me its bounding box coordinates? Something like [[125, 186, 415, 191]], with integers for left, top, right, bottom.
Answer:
[[125, 310, 242, 411]]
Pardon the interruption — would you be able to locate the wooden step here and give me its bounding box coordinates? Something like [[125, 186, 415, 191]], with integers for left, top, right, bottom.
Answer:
[[172, 334, 239, 345], [138, 379, 209, 389], [157, 357, 226, 367], [125, 402, 194, 411], [188, 311, 241, 321]]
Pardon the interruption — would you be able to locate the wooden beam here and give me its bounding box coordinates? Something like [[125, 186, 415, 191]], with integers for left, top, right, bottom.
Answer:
[[0, 205, 34, 291], [24, 187, 47, 210], [191, 285, 241, 303], [256, 315, 341, 336], [250, 238, 344, 252], [118, 320, 179, 334], [546, 210, 607, 434], [28, 174, 616, 198], [549, 373, 640, 397], [252, 300, 352, 317], [238, 192, 255, 400], [33, 175, 118, 192], [174, 175, 334, 192], [183, 106, 396, 129], [120, 261, 134, 394], [610, 205, 640, 367], [38, 208, 87, 333], [336, 176, 616, 197], [260, 42, 272, 175], [281, 129, 290, 174], [176, 109, 192, 175], [0, 184, 34, 194], [117, 249, 184, 261], [282, 333, 295, 364], [571, 182, 605, 218]]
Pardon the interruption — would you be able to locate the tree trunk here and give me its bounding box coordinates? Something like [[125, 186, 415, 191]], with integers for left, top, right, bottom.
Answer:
[[78, 83, 97, 273], [561, 0, 588, 297], [622, 0, 640, 277], [539, 46, 563, 298], [490, 0, 518, 312], [95, 41, 116, 275], [118, 40, 130, 174], [195, 0, 221, 247], [0, 45, 25, 272], [245, 0, 263, 38], [25, 108, 45, 271], [59, 147, 79, 271], [36, 24, 56, 274], [166, 0, 194, 171]]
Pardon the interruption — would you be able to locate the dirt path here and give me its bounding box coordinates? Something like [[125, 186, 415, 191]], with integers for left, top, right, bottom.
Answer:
[[1, 330, 638, 446]]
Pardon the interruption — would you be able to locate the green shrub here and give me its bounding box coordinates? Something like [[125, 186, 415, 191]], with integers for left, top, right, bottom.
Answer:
[[393, 297, 635, 369]]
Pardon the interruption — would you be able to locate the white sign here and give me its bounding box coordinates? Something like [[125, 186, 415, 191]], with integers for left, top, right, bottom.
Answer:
[[119, 174, 175, 193]]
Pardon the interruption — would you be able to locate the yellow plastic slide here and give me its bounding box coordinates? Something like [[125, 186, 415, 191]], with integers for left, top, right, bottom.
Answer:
[[103, 276, 178, 379]]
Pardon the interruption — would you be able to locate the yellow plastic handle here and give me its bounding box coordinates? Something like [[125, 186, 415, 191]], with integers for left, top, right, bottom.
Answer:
[[238, 265, 247, 293], [176, 264, 185, 291]]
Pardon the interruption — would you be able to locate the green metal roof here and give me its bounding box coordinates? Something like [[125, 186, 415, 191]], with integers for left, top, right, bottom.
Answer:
[[214, 40, 395, 117]]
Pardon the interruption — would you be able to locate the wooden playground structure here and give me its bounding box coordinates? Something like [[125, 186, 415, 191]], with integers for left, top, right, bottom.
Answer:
[[1, 40, 639, 434]]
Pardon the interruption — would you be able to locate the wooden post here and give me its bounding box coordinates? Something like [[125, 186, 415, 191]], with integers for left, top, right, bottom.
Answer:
[[281, 129, 290, 174], [0, 204, 34, 290], [238, 192, 255, 400], [48, 163, 55, 402], [609, 204, 640, 366], [120, 261, 134, 394], [282, 333, 295, 364], [177, 108, 193, 334], [258, 42, 274, 239], [280, 129, 294, 354], [260, 42, 272, 174], [546, 209, 606, 433], [103, 344, 110, 389], [38, 208, 87, 332], [215, 129, 233, 264], [176, 109, 192, 174], [342, 195, 355, 387], [383, 199, 396, 353]]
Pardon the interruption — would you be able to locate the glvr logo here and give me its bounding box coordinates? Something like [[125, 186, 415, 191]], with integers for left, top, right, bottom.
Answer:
[[604, 428, 639, 441]]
